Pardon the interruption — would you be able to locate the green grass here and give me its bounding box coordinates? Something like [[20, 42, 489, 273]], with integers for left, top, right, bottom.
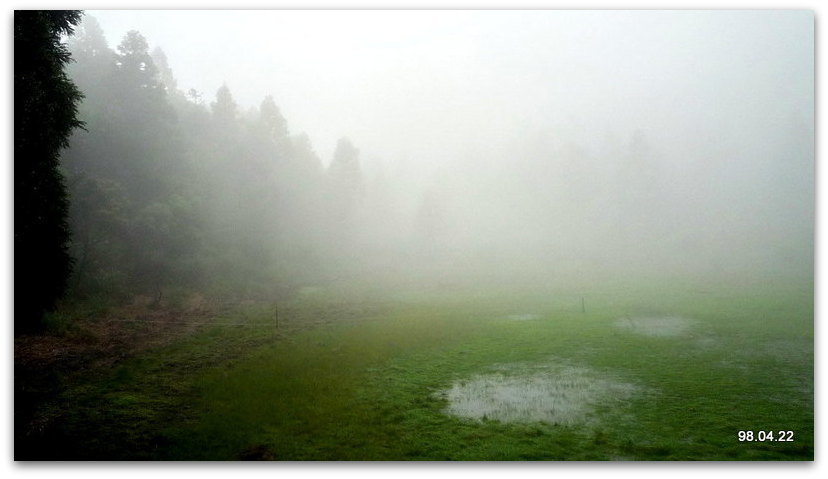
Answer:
[[24, 280, 813, 460]]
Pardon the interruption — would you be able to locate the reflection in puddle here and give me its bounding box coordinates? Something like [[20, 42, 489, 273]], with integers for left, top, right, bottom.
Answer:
[[440, 363, 639, 426], [614, 316, 695, 337]]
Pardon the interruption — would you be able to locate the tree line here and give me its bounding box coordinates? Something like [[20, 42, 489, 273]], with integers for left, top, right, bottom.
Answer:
[[16, 12, 371, 331], [62, 15, 371, 301], [18, 12, 811, 332]]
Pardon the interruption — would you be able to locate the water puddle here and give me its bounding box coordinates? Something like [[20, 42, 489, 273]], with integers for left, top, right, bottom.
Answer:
[[614, 316, 695, 337], [439, 362, 639, 426]]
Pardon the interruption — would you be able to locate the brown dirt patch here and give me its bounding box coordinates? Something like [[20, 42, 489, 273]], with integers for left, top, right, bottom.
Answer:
[[15, 294, 225, 374]]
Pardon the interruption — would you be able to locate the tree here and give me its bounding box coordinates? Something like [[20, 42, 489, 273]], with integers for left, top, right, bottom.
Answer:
[[66, 14, 113, 93], [292, 133, 323, 174], [328, 137, 361, 191], [113, 30, 171, 121], [67, 14, 108, 58], [68, 176, 131, 296], [151, 47, 177, 93], [14, 10, 85, 332], [258, 95, 289, 148], [325, 138, 363, 237], [115, 30, 159, 91], [211, 83, 238, 125]]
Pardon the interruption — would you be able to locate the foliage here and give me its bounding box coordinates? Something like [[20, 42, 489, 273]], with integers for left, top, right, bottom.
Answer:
[[14, 10, 85, 332], [58, 16, 378, 301]]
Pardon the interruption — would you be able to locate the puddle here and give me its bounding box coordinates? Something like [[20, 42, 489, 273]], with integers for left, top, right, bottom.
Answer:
[[614, 316, 695, 337], [439, 362, 639, 426], [691, 336, 720, 348], [504, 313, 542, 321]]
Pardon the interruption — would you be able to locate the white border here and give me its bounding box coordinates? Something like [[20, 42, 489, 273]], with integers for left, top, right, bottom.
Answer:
[[2, 1, 821, 478]]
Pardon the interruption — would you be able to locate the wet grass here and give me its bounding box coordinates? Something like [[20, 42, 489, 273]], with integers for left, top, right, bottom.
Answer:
[[18, 279, 813, 460]]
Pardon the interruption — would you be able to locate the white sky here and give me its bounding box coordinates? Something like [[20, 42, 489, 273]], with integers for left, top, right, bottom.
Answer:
[[86, 9, 813, 170]]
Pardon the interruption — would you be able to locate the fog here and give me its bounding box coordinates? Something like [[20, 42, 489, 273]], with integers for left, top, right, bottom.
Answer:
[[62, 10, 813, 297]]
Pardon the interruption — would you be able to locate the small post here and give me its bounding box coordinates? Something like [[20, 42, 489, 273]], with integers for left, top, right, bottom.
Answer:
[[581, 296, 585, 314]]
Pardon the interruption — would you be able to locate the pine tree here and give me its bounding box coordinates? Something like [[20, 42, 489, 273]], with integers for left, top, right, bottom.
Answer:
[[14, 10, 85, 332], [326, 138, 363, 231], [258, 95, 289, 148], [211, 83, 238, 125]]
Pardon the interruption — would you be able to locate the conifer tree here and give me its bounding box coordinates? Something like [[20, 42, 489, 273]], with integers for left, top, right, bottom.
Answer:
[[14, 10, 84, 332]]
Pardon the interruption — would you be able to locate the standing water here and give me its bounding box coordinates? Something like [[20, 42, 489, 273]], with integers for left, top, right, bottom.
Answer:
[[439, 362, 640, 426]]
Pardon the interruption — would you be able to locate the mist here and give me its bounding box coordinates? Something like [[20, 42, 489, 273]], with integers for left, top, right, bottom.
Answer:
[[15, 9, 815, 461], [73, 9, 811, 294]]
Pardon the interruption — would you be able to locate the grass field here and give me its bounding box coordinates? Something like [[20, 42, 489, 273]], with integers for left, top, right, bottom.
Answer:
[[16, 279, 813, 460]]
